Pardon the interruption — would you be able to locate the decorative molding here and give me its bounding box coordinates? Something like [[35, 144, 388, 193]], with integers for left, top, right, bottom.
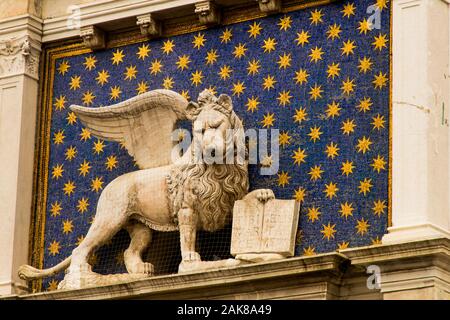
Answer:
[[0, 36, 39, 79], [136, 14, 162, 37], [80, 26, 105, 50], [195, 1, 221, 26], [257, 0, 282, 14]]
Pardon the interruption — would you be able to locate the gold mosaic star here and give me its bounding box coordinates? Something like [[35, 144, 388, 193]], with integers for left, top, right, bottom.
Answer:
[[62, 219, 74, 234], [303, 246, 316, 256], [192, 33, 206, 49], [110, 85, 122, 100], [111, 49, 125, 65], [309, 46, 324, 63], [96, 69, 110, 86], [341, 160, 355, 176], [372, 114, 386, 130], [308, 125, 322, 142], [248, 22, 262, 38], [277, 52, 292, 69], [307, 207, 320, 222], [278, 15, 292, 31], [124, 65, 138, 80], [325, 142, 339, 159], [359, 178, 373, 196], [93, 139, 105, 155], [54, 95, 66, 111], [326, 101, 341, 118], [356, 218, 370, 236], [358, 18, 373, 34], [50, 201, 62, 217], [162, 39, 175, 54], [358, 56, 373, 73], [78, 159, 91, 177], [48, 240, 60, 256], [137, 44, 150, 60], [53, 130, 65, 145], [339, 202, 354, 219], [77, 197, 89, 213], [220, 28, 232, 43], [162, 76, 174, 89], [233, 43, 247, 58], [80, 128, 91, 141], [277, 171, 290, 187], [261, 112, 275, 128], [262, 75, 276, 90], [246, 96, 260, 112], [57, 60, 70, 75], [310, 9, 323, 25], [191, 70, 203, 86], [341, 39, 356, 56], [51, 164, 64, 180], [373, 200, 387, 217], [324, 182, 338, 199], [292, 148, 307, 165], [327, 62, 341, 79], [63, 180, 76, 196], [150, 59, 163, 75], [371, 155, 387, 173], [341, 77, 355, 95], [205, 50, 218, 65], [69, 75, 81, 90], [294, 69, 309, 85], [232, 81, 245, 97], [136, 81, 149, 95], [82, 91, 95, 106], [262, 37, 277, 53], [341, 119, 356, 135], [277, 90, 292, 106], [309, 84, 323, 100], [247, 59, 261, 75], [373, 71, 388, 89], [373, 33, 388, 51], [309, 165, 324, 181], [342, 2, 356, 18], [106, 155, 118, 171], [91, 176, 104, 193], [356, 136, 373, 154], [321, 223, 337, 240], [357, 97, 373, 113], [293, 107, 308, 123], [294, 187, 306, 203], [295, 30, 310, 46], [83, 55, 97, 71], [218, 65, 233, 80], [327, 24, 342, 40], [65, 146, 77, 161]]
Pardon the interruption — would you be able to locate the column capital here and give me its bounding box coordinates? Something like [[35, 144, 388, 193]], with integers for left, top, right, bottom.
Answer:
[[0, 36, 40, 80]]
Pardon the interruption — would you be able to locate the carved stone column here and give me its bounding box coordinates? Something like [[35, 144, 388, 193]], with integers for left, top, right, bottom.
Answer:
[[383, 0, 450, 244], [0, 32, 41, 295]]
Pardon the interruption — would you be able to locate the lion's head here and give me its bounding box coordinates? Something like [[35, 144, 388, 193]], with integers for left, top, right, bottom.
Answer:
[[167, 90, 249, 232]]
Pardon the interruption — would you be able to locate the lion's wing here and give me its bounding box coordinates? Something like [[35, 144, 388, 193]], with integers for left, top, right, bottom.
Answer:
[[70, 89, 188, 169]]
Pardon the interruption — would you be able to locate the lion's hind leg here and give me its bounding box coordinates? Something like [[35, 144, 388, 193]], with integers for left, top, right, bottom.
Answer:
[[124, 222, 154, 275]]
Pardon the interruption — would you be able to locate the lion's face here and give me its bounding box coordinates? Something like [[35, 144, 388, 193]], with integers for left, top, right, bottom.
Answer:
[[194, 106, 231, 163]]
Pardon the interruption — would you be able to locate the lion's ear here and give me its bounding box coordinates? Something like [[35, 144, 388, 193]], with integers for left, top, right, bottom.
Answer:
[[186, 101, 200, 120], [217, 94, 233, 112]]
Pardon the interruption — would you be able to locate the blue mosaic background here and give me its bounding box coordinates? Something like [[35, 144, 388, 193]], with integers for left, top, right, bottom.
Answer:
[[41, 0, 391, 290]]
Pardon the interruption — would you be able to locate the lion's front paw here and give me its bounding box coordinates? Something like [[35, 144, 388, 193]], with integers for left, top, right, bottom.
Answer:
[[182, 251, 201, 262], [129, 262, 154, 275], [256, 189, 275, 202]]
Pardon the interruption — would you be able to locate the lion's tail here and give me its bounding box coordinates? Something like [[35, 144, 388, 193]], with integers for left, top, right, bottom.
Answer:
[[18, 257, 71, 280]]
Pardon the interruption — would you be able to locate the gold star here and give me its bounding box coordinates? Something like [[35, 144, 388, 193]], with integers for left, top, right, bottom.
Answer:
[[262, 37, 277, 53], [76, 235, 85, 246], [294, 107, 308, 123], [93, 139, 105, 155], [358, 18, 373, 34], [278, 171, 290, 187], [162, 76, 174, 89], [205, 50, 218, 65], [106, 155, 118, 171], [50, 201, 62, 217], [51, 164, 64, 179], [278, 15, 292, 31], [111, 49, 125, 65], [309, 165, 324, 181], [372, 237, 382, 246], [310, 9, 323, 25], [294, 69, 309, 85], [63, 180, 75, 196], [356, 218, 370, 236], [278, 132, 291, 148], [309, 46, 324, 63], [295, 30, 310, 46], [110, 86, 122, 100], [263, 75, 277, 90], [218, 65, 233, 80], [66, 112, 77, 125], [326, 101, 341, 118], [371, 155, 387, 173], [294, 187, 306, 203], [341, 119, 356, 135], [308, 125, 322, 142], [303, 246, 316, 256], [342, 3, 356, 18], [341, 77, 355, 95], [233, 43, 247, 58], [53, 130, 65, 145], [292, 148, 307, 165], [96, 69, 110, 86], [321, 223, 337, 240], [62, 219, 73, 234], [357, 97, 373, 113], [220, 28, 232, 43], [82, 91, 95, 106], [307, 207, 321, 222], [248, 22, 262, 38], [232, 81, 245, 97], [206, 85, 217, 95], [341, 40, 356, 56], [358, 57, 373, 73], [65, 146, 77, 161], [48, 240, 60, 256], [373, 71, 388, 89], [124, 65, 137, 80], [338, 241, 350, 250], [341, 160, 355, 176], [180, 90, 190, 100], [78, 159, 91, 177], [47, 279, 58, 292], [327, 62, 341, 79], [54, 95, 66, 111], [136, 81, 149, 95], [246, 96, 260, 112], [324, 182, 338, 199], [83, 55, 97, 71], [191, 70, 203, 86], [356, 136, 373, 154], [327, 24, 342, 40], [261, 112, 275, 128], [77, 197, 89, 213], [376, 0, 388, 11], [57, 60, 70, 75], [69, 75, 81, 90], [148, 60, 162, 76], [192, 33, 206, 49], [373, 200, 387, 217], [309, 84, 323, 100], [277, 52, 291, 69], [359, 178, 373, 196], [325, 142, 339, 159], [373, 33, 388, 51], [339, 202, 354, 219], [162, 40, 175, 54], [247, 59, 260, 75], [372, 114, 386, 130], [137, 44, 150, 60], [277, 90, 292, 106], [91, 177, 104, 193], [80, 128, 91, 141]]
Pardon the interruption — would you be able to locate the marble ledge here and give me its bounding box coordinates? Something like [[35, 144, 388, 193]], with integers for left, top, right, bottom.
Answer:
[[3, 238, 450, 300]]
